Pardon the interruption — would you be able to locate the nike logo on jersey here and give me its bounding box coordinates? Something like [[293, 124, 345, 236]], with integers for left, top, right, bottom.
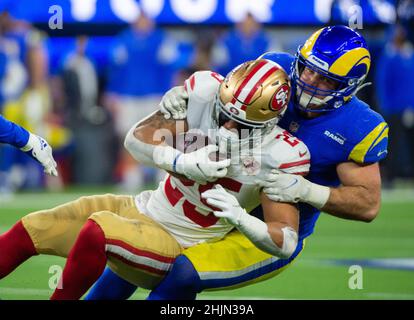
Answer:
[[377, 150, 388, 157], [299, 150, 308, 158]]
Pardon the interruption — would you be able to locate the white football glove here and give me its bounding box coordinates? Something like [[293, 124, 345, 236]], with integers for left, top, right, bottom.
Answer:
[[202, 184, 299, 259], [260, 170, 330, 209], [175, 145, 230, 185], [201, 184, 245, 225], [159, 85, 188, 120], [21, 133, 58, 177]]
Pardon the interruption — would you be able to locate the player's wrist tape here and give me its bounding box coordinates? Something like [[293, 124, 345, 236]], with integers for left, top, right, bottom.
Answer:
[[172, 153, 182, 173], [236, 213, 298, 259], [303, 182, 330, 210], [153, 145, 182, 172], [20, 133, 35, 152]]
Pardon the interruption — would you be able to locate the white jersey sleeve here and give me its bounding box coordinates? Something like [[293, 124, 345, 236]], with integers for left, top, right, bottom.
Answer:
[[184, 71, 224, 131], [266, 127, 311, 176], [184, 70, 224, 103]]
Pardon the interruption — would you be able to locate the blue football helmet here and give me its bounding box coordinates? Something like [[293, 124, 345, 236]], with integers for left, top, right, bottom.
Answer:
[[291, 25, 371, 112]]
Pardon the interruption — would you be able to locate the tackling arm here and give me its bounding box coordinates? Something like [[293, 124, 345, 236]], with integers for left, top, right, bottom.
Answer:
[[261, 161, 381, 223], [322, 161, 381, 222]]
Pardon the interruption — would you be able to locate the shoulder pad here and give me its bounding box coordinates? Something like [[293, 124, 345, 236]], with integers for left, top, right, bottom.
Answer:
[[268, 129, 310, 175], [184, 71, 224, 103], [346, 100, 389, 164]]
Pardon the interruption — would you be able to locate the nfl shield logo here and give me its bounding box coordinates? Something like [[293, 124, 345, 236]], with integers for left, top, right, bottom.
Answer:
[[289, 121, 300, 133]]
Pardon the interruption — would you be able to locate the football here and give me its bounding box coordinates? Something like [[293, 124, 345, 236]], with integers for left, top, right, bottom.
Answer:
[[173, 131, 227, 162]]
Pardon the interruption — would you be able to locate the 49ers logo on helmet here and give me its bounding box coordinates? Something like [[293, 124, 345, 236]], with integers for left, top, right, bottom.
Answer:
[[270, 84, 290, 111]]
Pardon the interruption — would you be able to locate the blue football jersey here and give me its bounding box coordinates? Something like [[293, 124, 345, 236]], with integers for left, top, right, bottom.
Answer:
[[261, 52, 389, 239]]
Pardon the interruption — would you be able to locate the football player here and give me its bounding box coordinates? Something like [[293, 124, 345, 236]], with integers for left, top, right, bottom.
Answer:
[[86, 25, 389, 300], [0, 115, 58, 176], [0, 60, 310, 299]]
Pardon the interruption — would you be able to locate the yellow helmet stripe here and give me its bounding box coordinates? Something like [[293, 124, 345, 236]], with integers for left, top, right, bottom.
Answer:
[[300, 28, 324, 59], [328, 47, 371, 76], [348, 122, 388, 163]]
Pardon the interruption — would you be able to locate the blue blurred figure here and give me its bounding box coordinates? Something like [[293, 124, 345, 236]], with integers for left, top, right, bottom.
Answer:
[[105, 11, 171, 191], [375, 24, 414, 186], [0, 9, 53, 194], [213, 12, 280, 75]]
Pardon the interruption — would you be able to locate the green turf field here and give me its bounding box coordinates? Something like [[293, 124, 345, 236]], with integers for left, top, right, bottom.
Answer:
[[1, 188, 413, 300]]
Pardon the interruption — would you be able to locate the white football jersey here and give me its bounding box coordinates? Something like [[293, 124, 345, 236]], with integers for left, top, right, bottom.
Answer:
[[135, 71, 310, 248]]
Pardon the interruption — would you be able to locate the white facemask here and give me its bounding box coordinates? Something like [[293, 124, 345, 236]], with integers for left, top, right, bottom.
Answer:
[[296, 90, 332, 109], [216, 126, 240, 155]]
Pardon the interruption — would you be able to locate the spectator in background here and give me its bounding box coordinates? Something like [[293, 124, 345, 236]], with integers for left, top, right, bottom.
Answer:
[[166, 30, 217, 88], [105, 11, 168, 192], [212, 12, 281, 75], [60, 36, 112, 185], [0, 9, 62, 192], [376, 24, 414, 187], [397, 0, 414, 45]]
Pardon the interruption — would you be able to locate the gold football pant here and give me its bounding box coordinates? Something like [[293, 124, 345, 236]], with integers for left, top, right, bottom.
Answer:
[[21, 194, 183, 289]]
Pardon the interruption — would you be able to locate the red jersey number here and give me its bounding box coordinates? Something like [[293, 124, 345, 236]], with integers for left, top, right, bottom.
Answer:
[[276, 130, 300, 147], [164, 176, 241, 228]]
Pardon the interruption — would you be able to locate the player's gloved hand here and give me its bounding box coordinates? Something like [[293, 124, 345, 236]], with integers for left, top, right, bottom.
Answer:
[[201, 184, 246, 225], [175, 145, 230, 185], [21, 133, 58, 177], [260, 169, 329, 209], [159, 85, 188, 120]]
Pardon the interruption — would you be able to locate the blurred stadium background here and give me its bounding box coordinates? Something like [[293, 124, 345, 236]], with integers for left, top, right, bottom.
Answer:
[[0, 0, 413, 299]]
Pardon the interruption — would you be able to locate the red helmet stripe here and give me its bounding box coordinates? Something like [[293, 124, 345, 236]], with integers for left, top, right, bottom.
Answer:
[[234, 61, 279, 109], [189, 74, 195, 90], [233, 60, 267, 100], [243, 66, 278, 105]]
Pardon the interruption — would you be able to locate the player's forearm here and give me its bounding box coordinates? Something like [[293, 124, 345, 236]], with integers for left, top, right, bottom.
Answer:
[[322, 185, 380, 222], [124, 111, 187, 171], [132, 110, 186, 146], [237, 215, 298, 259]]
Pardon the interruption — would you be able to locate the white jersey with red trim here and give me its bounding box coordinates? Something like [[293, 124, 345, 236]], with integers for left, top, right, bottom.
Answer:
[[135, 71, 310, 248]]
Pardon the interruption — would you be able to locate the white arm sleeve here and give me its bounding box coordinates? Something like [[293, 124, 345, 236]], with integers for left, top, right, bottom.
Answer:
[[236, 213, 298, 259]]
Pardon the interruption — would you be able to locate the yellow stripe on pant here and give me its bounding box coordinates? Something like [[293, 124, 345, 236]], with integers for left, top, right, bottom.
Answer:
[[183, 230, 305, 290]]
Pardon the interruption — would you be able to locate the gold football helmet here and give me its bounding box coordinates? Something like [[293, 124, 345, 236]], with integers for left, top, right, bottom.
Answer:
[[212, 59, 291, 151]]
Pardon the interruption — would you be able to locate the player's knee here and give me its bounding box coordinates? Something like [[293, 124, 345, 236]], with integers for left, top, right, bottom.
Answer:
[[88, 211, 114, 230], [85, 267, 137, 300], [170, 255, 200, 291], [148, 255, 201, 300]]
